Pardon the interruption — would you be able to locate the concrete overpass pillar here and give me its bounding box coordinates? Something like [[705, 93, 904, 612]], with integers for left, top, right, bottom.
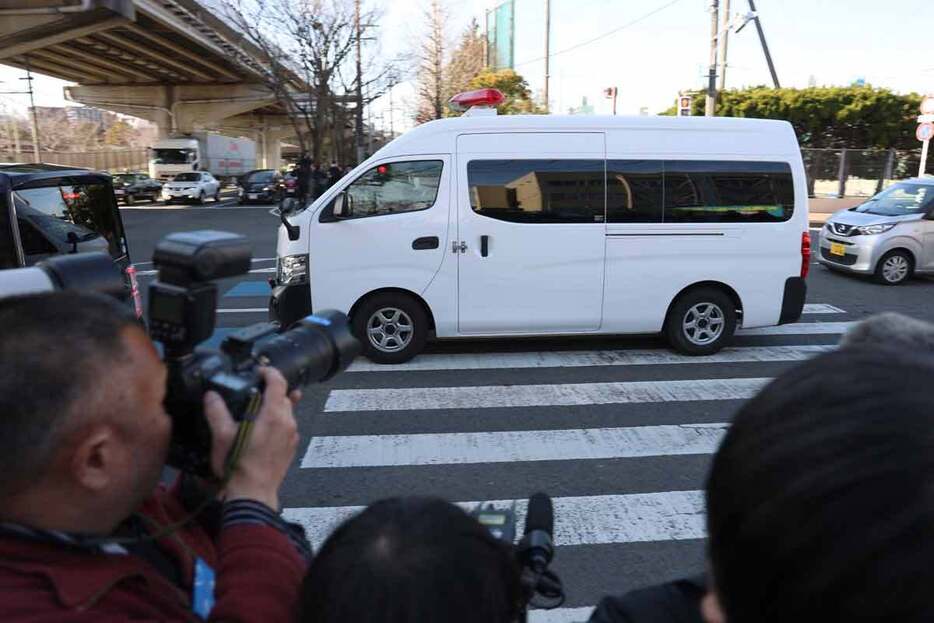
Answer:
[[258, 127, 291, 170]]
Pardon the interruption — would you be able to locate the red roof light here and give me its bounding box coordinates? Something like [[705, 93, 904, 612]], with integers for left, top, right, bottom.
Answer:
[[448, 88, 505, 112]]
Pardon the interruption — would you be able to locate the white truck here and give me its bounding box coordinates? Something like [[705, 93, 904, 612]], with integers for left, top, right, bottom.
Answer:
[[149, 133, 257, 183]]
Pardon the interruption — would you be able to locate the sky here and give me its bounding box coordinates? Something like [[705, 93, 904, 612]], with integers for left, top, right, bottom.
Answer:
[[3, 0, 933, 132]]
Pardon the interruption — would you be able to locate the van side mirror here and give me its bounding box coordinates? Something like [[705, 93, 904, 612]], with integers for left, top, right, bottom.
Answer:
[[66, 231, 79, 254], [333, 191, 353, 219]]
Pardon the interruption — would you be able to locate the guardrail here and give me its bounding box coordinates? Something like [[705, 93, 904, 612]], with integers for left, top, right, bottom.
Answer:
[[0, 149, 149, 172]]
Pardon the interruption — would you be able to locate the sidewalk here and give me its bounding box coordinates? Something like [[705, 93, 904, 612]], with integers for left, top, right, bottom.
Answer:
[[808, 196, 864, 227]]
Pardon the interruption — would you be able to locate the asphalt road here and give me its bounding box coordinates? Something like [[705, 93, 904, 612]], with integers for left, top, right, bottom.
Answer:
[[123, 201, 934, 622]]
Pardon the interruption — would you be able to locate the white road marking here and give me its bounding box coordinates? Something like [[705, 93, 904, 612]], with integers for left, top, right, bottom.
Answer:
[[802, 303, 846, 314], [530, 607, 595, 623], [738, 321, 854, 336], [133, 257, 276, 268], [301, 422, 727, 468], [216, 308, 267, 313], [120, 204, 271, 210], [348, 345, 834, 373], [282, 490, 706, 551], [324, 377, 770, 413]]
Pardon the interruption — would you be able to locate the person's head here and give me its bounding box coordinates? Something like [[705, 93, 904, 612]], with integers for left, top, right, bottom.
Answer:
[[840, 312, 934, 353], [0, 292, 170, 533], [300, 496, 522, 623], [704, 347, 934, 623]]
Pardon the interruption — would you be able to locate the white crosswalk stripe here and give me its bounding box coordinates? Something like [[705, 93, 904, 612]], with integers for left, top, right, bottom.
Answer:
[[324, 377, 770, 412], [348, 344, 834, 373], [285, 303, 850, 611], [283, 490, 706, 551], [302, 423, 728, 468]]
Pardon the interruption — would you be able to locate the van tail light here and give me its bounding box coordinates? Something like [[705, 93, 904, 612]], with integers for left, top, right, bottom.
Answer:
[[126, 264, 143, 319], [800, 231, 811, 279]]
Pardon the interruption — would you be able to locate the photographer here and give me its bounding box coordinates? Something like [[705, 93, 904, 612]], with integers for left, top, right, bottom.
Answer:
[[591, 342, 934, 622], [299, 496, 523, 623], [0, 291, 311, 622]]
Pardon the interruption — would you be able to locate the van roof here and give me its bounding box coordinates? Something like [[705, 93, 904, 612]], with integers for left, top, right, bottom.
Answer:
[[372, 114, 800, 160]]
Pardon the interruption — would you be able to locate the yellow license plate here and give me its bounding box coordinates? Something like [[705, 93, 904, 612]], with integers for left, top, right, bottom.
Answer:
[[830, 242, 846, 256]]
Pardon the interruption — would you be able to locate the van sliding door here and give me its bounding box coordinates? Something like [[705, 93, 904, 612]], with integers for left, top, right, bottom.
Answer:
[[456, 133, 606, 334]]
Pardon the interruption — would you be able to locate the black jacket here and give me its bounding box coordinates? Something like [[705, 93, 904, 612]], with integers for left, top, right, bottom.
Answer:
[[588, 575, 706, 623]]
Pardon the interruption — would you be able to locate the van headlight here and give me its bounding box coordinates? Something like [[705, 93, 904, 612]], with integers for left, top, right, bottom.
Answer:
[[277, 254, 308, 285], [855, 223, 896, 235]]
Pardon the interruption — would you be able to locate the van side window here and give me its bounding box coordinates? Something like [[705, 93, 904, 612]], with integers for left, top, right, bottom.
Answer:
[[341, 160, 443, 218], [467, 160, 605, 224], [607, 160, 664, 223], [664, 161, 794, 223]]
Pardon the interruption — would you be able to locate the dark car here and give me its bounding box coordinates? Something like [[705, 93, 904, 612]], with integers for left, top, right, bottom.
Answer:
[[112, 172, 162, 205], [279, 171, 298, 197], [238, 169, 283, 205], [0, 163, 142, 316]]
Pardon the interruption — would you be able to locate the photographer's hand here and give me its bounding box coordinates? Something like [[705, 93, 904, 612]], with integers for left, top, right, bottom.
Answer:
[[204, 367, 302, 510]]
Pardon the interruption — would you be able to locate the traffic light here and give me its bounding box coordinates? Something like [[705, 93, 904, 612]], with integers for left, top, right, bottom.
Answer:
[[678, 94, 693, 117]]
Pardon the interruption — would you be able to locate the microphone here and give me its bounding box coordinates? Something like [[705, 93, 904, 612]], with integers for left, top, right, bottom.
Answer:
[[519, 492, 555, 574]]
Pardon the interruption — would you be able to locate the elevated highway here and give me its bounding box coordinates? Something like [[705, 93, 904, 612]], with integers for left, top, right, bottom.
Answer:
[[0, 0, 299, 166]]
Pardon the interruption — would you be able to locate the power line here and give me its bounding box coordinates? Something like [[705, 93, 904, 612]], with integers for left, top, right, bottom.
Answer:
[[514, 0, 687, 68]]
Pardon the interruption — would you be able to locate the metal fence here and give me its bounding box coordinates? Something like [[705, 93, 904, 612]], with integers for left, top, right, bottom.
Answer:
[[0, 149, 149, 172], [802, 147, 924, 198]]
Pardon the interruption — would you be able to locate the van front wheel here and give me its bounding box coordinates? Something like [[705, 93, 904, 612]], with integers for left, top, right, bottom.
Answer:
[[665, 288, 737, 356], [353, 293, 428, 364]]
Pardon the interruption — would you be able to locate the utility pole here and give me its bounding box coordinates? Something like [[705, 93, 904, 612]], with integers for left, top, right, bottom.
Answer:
[[354, 0, 365, 165], [388, 85, 395, 137], [543, 0, 550, 112], [717, 0, 731, 92], [23, 64, 40, 162], [746, 0, 779, 87], [705, 0, 719, 116]]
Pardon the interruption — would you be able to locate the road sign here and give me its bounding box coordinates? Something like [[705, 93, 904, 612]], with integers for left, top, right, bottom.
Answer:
[[921, 95, 934, 115], [920, 114, 934, 123], [918, 123, 934, 142], [677, 94, 692, 117]]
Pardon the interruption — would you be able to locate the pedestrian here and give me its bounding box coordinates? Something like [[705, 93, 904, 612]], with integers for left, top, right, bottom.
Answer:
[[327, 160, 341, 189], [296, 152, 312, 203], [311, 162, 324, 200], [590, 336, 934, 622], [299, 496, 522, 623], [0, 291, 311, 622]]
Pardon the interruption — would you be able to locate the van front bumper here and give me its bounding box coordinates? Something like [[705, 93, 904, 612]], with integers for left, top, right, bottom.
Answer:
[[268, 281, 311, 327]]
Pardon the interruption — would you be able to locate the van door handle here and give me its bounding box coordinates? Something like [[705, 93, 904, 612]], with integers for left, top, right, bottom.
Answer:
[[412, 236, 439, 250], [480, 235, 489, 257]]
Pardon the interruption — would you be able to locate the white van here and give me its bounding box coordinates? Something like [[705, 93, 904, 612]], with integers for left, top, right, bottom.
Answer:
[[270, 91, 809, 363]]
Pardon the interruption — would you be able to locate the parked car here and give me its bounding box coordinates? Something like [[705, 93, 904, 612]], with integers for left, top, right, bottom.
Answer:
[[161, 171, 221, 204], [112, 172, 162, 205], [279, 171, 298, 197], [818, 178, 934, 285], [0, 163, 142, 315], [270, 89, 810, 363], [238, 169, 283, 204]]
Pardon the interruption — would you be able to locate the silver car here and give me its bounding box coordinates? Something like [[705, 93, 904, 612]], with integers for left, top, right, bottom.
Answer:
[[818, 178, 934, 285]]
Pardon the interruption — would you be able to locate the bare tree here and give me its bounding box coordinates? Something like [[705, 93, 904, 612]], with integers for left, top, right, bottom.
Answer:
[[415, 0, 447, 124], [222, 0, 400, 164], [444, 18, 485, 112]]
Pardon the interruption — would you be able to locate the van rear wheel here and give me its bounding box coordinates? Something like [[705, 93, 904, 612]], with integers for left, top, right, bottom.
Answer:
[[665, 288, 737, 356], [353, 293, 428, 364]]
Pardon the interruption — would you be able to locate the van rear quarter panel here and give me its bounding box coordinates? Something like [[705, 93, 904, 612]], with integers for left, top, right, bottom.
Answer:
[[602, 122, 806, 331]]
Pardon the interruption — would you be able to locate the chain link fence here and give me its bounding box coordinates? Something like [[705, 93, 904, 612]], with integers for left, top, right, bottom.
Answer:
[[0, 149, 149, 172], [802, 147, 924, 198]]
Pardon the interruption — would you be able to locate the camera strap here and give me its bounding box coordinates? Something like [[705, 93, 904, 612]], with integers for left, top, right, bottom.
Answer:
[[221, 390, 263, 481]]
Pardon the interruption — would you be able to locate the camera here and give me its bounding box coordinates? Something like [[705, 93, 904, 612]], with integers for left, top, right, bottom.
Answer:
[[471, 493, 565, 621], [148, 230, 360, 476]]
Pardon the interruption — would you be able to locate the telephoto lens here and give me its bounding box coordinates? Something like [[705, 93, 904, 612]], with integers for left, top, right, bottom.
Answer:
[[255, 310, 361, 388]]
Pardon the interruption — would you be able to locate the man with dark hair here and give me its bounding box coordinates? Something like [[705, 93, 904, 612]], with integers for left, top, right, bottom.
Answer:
[[0, 291, 310, 622], [300, 496, 523, 623]]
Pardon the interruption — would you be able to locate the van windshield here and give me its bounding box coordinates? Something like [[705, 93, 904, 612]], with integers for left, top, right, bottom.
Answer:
[[12, 183, 126, 259], [854, 182, 934, 216]]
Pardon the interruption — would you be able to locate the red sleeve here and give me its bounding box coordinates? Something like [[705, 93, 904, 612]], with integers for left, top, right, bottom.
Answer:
[[208, 524, 308, 623]]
